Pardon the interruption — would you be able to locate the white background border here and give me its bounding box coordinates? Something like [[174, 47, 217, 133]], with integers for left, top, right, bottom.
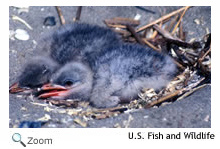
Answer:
[[2, 0, 219, 148]]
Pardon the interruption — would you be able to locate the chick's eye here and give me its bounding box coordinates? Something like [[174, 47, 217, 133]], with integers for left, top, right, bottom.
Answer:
[[63, 79, 79, 87]]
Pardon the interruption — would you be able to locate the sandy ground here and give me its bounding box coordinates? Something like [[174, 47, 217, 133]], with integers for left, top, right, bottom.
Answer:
[[9, 6, 211, 128]]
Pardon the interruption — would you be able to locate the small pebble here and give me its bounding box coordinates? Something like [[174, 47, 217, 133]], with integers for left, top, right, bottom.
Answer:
[[44, 16, 56, 26], [15, 29, 29, 41], [204, 115, 210, 122], [194, 19, 200, 25], [21, 107, 27, 111], [162, 117, 167, 121], [37, 114, 51, 121], [11, 49, 17, 54], [74, 118, 87, 127], [114, 123, 121, 128], [134, 14, 141, 20], [143, 115, 149, 119], [206, 27, 210, 34]]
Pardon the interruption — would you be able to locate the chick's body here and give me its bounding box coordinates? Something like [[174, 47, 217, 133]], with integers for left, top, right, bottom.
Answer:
[[50, 43, 177, 108], [89, 44, 177, 107]]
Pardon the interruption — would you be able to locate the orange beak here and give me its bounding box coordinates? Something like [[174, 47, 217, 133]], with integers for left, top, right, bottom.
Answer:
[[37, 83, 69, 99]]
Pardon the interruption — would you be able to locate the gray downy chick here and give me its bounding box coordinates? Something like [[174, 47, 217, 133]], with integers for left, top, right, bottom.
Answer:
[[90, 43, 177, 108], [39, 43, 177, 108], [10, 23, 120, 93]]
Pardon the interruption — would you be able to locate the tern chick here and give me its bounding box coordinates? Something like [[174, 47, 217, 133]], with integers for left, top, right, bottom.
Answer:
[[39, 43, 177, 108]]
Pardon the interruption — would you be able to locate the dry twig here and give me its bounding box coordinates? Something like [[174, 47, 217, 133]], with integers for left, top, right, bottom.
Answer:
[[145, 89, 185, 108], [104, 17, 140, 27], [45, 99, 79, 108], [178, 21, 185, 41], [74, 6, 82, 21], [173, 59, 186, 70], [171, 6, 190, 34], [136, 6, 192, 33], [150, 21, 162, 39], [165, 15, 179, 32], [55, 6, 65, 25], [142, 38, 161, 52], [126, 25, 145, 45], [105, 24, 127, 29], [153, 24, 201, 49]]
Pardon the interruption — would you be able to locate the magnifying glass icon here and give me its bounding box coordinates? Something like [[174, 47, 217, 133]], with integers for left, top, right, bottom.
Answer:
[[12, 133, 26, 147]]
